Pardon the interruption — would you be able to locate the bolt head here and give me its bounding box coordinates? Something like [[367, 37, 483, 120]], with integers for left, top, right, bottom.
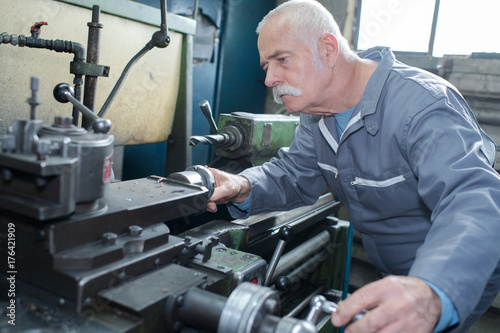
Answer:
[[102, 232, 117, 245], [129, 225, 142, 237]]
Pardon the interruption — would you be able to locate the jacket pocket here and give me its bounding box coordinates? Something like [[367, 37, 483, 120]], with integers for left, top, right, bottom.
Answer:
[[349, 172, 423, 219], [318, 162, 339, 179], [350, 175, 406, 187]]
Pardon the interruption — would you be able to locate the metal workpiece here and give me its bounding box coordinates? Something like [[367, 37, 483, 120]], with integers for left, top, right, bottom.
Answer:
[[166, 164, 216, 198]]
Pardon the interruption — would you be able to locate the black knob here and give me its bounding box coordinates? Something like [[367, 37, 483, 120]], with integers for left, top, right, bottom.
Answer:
[[275, 276, 292, 292], [278, 225, 294, 242], [53, 83, 73, 103], [93, 119, 112, 134]]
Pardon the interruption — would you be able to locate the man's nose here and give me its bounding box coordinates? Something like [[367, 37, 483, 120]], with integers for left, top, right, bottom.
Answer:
[[264, 65, 281, 87]]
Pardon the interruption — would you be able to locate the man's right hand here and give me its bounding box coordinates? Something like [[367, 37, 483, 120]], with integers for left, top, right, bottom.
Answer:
[[206, 168, 251, 213]]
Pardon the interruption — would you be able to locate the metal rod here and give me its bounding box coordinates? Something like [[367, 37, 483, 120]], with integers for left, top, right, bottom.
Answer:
[[82, 5, 103, 129], [283, 249, 331, 287], [272, 230, 331, 280], [285, 285, 325, 318], [178, 288, 227, 332], [28, 76, 42, 120], [98, 0, 169, 118], [428, 0, 441, 57], [72, 75, 83, 126], [265, 240, 287, 286], [97, 44, 153, 118], [64, 90, 100, 123], [160, 0, 168, 33], [193, 0, 200, 21]]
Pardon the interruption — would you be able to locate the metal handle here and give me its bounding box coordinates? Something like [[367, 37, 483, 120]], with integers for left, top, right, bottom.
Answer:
[[264, 225, 294, 286], [53, 83, 111, 134], [306, 295, 367, 326], [199, 100, 218, 134]]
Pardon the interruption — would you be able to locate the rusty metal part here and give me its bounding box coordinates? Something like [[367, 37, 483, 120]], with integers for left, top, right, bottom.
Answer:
[[82, 5, 104, 129]]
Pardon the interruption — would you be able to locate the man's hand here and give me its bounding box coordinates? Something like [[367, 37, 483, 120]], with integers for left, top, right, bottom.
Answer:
[[331, 276, 441, 333], [206, 168, 251, 213]]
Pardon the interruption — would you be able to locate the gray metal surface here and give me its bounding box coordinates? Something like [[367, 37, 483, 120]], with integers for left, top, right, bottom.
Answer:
[[56, 0, 196, 35], [232, 193, 339, 237], [98, 264, 207, 312], [218, 282, 280, 333]]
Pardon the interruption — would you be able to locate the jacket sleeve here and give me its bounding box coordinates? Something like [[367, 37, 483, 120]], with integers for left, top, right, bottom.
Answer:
[[405, 91, 500, 322], [228, 114, 329, 219]]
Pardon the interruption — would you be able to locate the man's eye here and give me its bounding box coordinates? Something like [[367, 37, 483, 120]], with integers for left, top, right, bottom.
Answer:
[[278, 57, 287, 63]]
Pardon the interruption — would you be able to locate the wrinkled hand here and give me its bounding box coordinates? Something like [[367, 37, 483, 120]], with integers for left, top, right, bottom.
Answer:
[[332, 276, 441, 333], [206, 168, 251, 213]]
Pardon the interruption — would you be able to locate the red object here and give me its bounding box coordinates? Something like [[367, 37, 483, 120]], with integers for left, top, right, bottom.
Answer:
[[30, 21, 48, 32]]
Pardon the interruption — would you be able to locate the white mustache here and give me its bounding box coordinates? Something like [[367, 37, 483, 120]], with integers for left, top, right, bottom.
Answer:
[[273, 85, 302, 104]]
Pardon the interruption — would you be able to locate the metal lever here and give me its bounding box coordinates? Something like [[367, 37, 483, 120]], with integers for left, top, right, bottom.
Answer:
[[53, 83, 111, 134], [199, 100, 218, 134], [306, 295, 367, 326], [264, 225, 294, 286]]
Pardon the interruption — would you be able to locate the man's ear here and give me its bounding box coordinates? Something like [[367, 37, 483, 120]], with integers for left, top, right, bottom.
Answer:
[[321, 33, 340, 67]]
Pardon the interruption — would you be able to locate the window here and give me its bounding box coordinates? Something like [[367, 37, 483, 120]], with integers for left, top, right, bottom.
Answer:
[[357, 0, 500, 57]]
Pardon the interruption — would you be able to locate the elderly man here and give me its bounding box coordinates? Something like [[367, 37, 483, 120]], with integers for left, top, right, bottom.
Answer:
[[207, 0, 500, 332]]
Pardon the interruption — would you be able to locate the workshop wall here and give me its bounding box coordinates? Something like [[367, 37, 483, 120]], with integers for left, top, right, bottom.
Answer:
[[0, 0, 183, 146]]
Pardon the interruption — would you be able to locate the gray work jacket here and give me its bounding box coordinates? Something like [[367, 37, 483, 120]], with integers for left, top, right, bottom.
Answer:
[[230, 47, 500, 324]]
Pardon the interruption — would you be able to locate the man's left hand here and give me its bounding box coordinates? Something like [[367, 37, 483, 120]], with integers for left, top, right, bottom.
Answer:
[[331, 276, 441, 333]]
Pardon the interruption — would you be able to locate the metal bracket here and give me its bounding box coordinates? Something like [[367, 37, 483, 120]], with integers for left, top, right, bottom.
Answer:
[[70, 61, 110, 77]]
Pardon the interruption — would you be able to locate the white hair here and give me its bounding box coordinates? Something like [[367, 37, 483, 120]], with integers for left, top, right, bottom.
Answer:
[[256, 0, 355, 70]]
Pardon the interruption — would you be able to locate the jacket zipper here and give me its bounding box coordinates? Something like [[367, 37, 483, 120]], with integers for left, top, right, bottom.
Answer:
[[351, 175, 406, 187]]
